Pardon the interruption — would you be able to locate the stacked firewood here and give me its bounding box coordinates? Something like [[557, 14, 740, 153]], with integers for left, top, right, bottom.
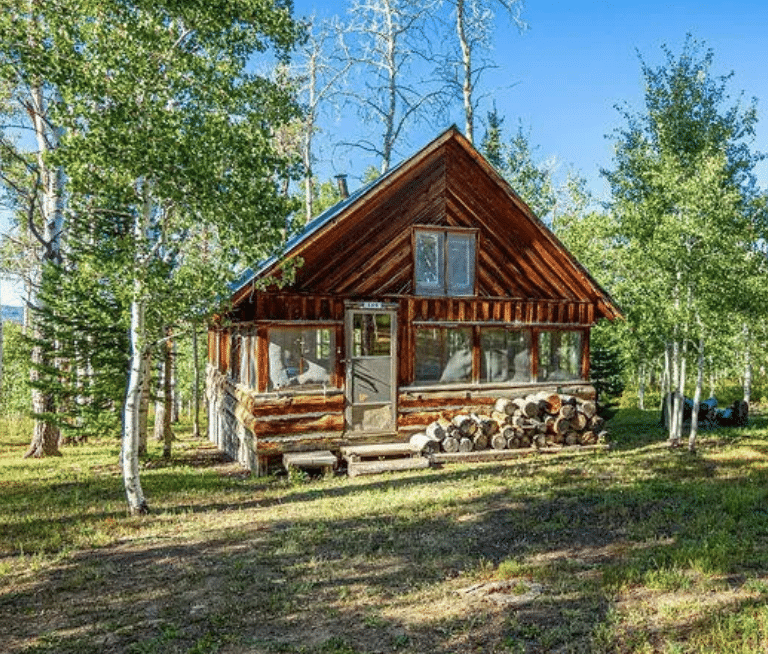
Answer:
[[411, 393, 608, 454]]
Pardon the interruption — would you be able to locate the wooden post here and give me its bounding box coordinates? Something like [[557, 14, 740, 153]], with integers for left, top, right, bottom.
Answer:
[[530, 329, 539, 383], [256, 326, 269, 393], [581, 328, 590, 381]]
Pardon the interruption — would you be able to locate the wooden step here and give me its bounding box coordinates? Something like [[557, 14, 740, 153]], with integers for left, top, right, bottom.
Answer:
[[347, 456, 431, 477], [283, 450, 338, 474], [340, 442, 421, 463]]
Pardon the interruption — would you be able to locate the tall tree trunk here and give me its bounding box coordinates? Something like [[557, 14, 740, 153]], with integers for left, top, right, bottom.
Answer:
[[0, 284, 3, 405], [674, 340, 687, 446], [171, 337, 179, 423], [138, 348, 151, 456], [455, 0, 474, 143], [122, 286, 149, 515], [192, 322, 201, 438], [25, 315, 61, 458], [743, 324, 752, 404], [669, 339, 682, 446], [689, 334, 704, 453], [122, 182, 152, 515], [25, 80, 64, 459], [637, 359, 646, 411], [161, 335, 173, 458], [153, 355, 165, 441], [662, 344, 672, 426]]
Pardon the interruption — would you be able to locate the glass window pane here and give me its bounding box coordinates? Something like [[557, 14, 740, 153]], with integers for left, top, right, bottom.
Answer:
[[415, 327, 472, 385], [446, 232, 475, 295], [481, 329, 531, 383], [353, 313, 391, 357], [538, 331, 582, 382], [268, 328, 335, 390], [415, 231, 444, 294]]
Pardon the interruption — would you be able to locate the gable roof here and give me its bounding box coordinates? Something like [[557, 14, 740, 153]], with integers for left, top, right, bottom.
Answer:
[[232, 126, 622, 321]]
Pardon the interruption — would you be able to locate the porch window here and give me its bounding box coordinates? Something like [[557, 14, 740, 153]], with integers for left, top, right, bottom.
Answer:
[[538, 330, 583, 382], [481, 328, 532, 383], [414, 229, 475, 296], [268, 327, 335, 390], [414, 327, 473, 385]]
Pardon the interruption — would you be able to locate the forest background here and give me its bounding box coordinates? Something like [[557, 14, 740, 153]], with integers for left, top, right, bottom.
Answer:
[[1, 0, 768, 512]]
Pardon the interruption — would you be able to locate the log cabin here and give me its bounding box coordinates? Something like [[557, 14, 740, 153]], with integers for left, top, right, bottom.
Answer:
[[206, 126, 622, 474]]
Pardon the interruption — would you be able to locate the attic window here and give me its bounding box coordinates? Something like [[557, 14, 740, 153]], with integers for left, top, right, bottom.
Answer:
[[414, 228, 476, 296]]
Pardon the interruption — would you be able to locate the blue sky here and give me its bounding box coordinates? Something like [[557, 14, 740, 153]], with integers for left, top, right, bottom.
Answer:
[[3, 0, 767, 306], [293, 0, 768, 198]]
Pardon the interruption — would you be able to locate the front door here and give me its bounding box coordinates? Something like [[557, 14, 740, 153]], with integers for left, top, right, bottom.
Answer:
[[345, 306, 397, 434]]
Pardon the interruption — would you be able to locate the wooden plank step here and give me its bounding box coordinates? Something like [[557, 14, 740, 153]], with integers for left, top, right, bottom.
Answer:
[[283, 450, 338, 472], [431, 444, 610, 465], [340, 442, 421, 462], [347, 456, 431, 477]]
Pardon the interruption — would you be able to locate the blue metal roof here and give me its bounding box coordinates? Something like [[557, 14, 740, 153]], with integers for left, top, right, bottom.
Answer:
[[230, 158, 406, 297]]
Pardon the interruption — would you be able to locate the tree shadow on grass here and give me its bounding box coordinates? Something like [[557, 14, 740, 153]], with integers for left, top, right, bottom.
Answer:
[[3, 457, 768, 653]]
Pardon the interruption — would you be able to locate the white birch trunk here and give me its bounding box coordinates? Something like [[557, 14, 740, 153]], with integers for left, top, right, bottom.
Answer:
[[153, 357, 165, 442], [192, 323, 201, 438], [743, 325, 752, 404], [121, 184, 151, 515], [0, 283, 3, 403], [675, 340, 687, 445], [161, 338, 173, 458], [689, 334, 704, 452], [381, 0, 397, 172], [171, 338, 179, 423], [122, 282, 149, 514], [456, 0, 474, 143], [25, 81, 63, 458], [663, 344, 672, 427], [303, 54, 317, 222], [669, 339, 681, 445], [637, 360, 646, 411], [138, 348, 151, 456]]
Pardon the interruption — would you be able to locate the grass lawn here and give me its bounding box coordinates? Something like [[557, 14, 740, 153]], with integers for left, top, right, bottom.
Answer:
[[1, 409, 768, 653]]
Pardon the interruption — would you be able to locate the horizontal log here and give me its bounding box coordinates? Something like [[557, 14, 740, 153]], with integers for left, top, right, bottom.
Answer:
[[431, 448, 537, 464], [399, 395, 496, 410], [239, 392, 344, 417], [341, 442, 421, 461], [247, 413, 345, 437], [283, 451, 337, 469], [347, 457, 430, 477]]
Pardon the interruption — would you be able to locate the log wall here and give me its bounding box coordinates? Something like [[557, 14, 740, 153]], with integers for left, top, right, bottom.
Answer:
[[207, 363, 596, 474]]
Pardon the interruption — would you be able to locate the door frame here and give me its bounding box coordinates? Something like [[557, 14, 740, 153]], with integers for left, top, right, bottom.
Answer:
[[344, 301, 399, 435]]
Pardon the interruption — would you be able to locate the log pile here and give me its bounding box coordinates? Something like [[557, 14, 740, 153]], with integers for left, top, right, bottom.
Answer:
[[411, 392, 609, 454]]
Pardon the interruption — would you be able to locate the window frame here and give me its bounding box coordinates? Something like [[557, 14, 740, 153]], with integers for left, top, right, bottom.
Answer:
[[413, 227, 477, 297], [266, 325, 338, 392], [536, 329, 586, 383], [407, 324, 589, 389]]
